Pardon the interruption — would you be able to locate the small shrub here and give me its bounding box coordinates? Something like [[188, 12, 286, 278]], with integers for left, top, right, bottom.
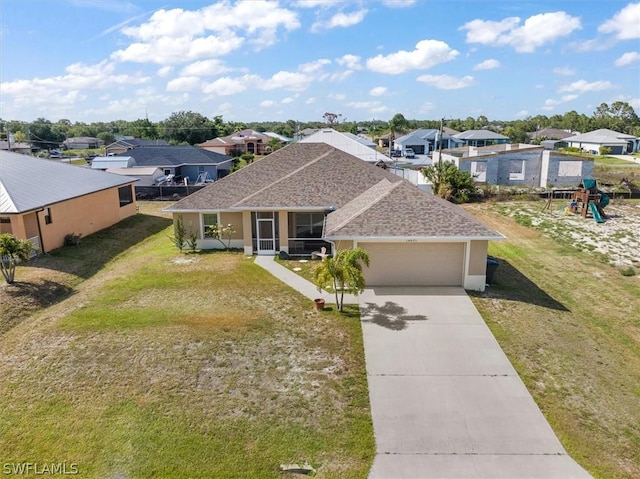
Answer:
[[620, 267, 636, 277], [187, 232, 198, 253], [64, 233, 82, 246]]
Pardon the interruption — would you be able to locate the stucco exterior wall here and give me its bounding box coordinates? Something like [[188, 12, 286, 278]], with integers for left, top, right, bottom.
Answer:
[[468, 240, 488, 276], [37, 185, 137, 252], [220, 212, 244, 240]]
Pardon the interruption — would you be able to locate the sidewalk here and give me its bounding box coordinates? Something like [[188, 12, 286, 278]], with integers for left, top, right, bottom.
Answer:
[[253, 255, 357, 304]]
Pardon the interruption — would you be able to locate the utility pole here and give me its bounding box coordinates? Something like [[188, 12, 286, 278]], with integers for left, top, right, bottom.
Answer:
[[437, 117, 445, 166]]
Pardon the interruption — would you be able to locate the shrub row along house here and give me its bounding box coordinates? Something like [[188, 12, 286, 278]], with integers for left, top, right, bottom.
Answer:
[[165, 143, 503, 291], [0, 151, 137, 254]]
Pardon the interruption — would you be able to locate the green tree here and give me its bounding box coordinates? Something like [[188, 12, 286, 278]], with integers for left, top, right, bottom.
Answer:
[[266, 137, 283, 153], [170, 216, 187, 252], [29, 118, 66, 150], [160, 111, 216, 145], [0, 234, 34, 284], [422, 161, 477, 203], [313, 248, 370, 312]]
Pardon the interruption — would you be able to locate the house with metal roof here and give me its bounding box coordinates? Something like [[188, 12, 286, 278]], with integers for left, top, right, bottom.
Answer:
[[164, 143, 503, 291], [299, 128, 390, 164], [560, 128, 639, 155], [92, 146, 233, 184], [453, 130, 510, 147], [0, 151, 137, 254]]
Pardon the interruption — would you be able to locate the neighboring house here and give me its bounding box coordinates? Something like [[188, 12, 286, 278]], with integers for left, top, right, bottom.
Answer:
[[164, 143, 503, 291], [0, 151, 137, 254], [394, 129, 462, 155], [198, 129, 273, 156], [105, 138, 170, 156], [262, 132, 293, 144], [453, 130, 510, 147], [91, 146, 233, 184], [105, 167, 165, 187], [560, 128, 640, 155], [526, 128, 575, 142], [63, 137, 103, 149], [299, 128, 390, 164], [453, 148, 594, 187], [0, 140, 33, 154], [293, 128, 319, 141]]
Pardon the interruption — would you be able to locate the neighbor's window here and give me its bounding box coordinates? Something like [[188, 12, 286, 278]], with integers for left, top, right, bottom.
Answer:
[[288, 212, 324, 238], [118, 185, 134, 207], [472, 161, 486, 172], [44, 207, 52, 224], [203, 213, 218, 238], [558, 161, 582, 177], [509, 160, 525, 180]]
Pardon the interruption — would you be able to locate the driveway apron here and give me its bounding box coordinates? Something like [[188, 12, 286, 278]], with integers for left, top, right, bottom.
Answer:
[[359, 286, 592, 479]]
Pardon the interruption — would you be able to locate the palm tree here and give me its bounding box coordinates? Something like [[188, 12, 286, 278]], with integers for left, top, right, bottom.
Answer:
[[0, 234, 34, 284], [313, 248, 370, 312]]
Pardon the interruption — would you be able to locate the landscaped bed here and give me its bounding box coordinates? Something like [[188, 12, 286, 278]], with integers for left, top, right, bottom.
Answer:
[[0, 202, 374, 478]]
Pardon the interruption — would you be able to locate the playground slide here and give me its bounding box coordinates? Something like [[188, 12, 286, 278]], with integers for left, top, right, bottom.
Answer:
[[589, 202, 604, 223]]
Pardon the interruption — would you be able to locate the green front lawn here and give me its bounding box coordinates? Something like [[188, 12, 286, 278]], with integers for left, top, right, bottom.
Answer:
[[0, 203, 374, 478]]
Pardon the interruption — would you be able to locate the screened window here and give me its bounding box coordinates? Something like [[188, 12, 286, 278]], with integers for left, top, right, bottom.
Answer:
[[44, 207, 52, 224], [118, 185, 133, 207], [288, 213, 324, 238], [203, 213, 218, 238]]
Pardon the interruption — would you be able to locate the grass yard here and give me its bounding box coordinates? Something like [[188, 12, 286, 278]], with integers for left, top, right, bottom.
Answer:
[[0, 202, 374, 478], [464, 200, 640, 479]]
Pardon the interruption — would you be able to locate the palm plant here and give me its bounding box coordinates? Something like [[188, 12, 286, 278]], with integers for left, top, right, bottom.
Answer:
[[313, 248, 370, 312], [0, 234, 34, 284]]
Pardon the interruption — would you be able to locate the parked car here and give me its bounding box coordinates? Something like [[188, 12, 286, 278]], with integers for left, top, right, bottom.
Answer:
[[404, 148, 416, 159], [390, 149, 402, 157], [49, 150, 64, 159]]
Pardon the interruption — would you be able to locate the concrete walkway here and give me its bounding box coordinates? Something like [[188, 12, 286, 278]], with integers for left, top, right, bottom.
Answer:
[[360, 287, 592, 479], [610, 154, 640, 165], [253, 255, 357, 304]]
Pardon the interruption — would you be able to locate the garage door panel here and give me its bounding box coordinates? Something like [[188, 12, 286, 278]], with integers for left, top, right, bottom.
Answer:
[[361, 242, 464, 286]]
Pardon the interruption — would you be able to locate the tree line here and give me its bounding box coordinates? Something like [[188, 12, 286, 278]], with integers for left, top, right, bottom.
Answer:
[[1, 101, 638, 151]]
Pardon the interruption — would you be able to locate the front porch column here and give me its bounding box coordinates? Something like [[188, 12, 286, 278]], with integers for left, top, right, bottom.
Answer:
[[242, 211, 253, 255], [278, 210, 289, 253]]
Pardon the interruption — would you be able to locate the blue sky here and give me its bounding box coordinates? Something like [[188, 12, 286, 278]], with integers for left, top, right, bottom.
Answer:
[[1, 0, 638, 124]]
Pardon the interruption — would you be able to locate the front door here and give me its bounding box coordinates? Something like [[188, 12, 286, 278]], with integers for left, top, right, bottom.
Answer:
[[256, 217, 275, 254]]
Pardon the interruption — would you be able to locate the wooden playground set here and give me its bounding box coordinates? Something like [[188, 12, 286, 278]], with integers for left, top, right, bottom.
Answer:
[[544, 178, 610, 223]]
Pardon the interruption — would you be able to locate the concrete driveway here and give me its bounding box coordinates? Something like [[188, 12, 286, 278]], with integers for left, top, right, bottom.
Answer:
[[359, 287, 592, 479]]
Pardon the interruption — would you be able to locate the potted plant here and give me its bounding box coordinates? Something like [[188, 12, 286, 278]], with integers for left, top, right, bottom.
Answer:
[[313, 298, 325, 311]]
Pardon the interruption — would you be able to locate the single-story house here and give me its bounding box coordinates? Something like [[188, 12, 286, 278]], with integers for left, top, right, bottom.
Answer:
[[105, 138, 170, 156], [526, 128, 575, 142], [452, 148, 594, 187], [453, 130, 510, 147], [0, 151, 137, 254], [105, 167, 165, 187], [164, 143, 503, 291], [0, 140, 33, 155], [63, 137, 103, 149], [299, 128, 390, 164], [262, 132, 293, 144], [560, 128, 639, 155], [92, 146, 233, 184], [394, 129, 462, 155], [198, 129, 273, 156]]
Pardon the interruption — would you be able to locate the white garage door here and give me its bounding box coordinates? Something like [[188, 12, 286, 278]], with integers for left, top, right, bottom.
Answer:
[[360, 242, 465, 286]]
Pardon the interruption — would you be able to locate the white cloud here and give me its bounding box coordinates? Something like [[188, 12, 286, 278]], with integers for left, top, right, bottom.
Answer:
[[328, 93, 346, 100], [382, 0, 417, 7], [419, 102, 435, 113], [515, 110, 529, 118], [299, 59, 331, 74], [553, 66, 576, 76], [366, 39, 458, 74], [260, 100, 276, 107], [614, 51, 640, 66], [296, 0, 339, 7], [461, 12, 581, 52], [157, 66, 173, 77], [558, 80, 614, 93], [599, 3, 640, 40], [542, 94, 579, 110], [112, 2, 300, 65], [305, 97, 316, 104], [281, 97, 294, 104], [473, 59, 500, 71], [630, 97, 640, 110], [201, 74, 259, 95], [329, 70, 354, 82], [370, 86, 387, 96], [346, 100, 383, 109], [416, 74, 474, 89], [312, 9, 367, 32], [336, 54, 362, 70], [261, 71, 313, 91], [180, 59, 230, 77], [166, 76, 201, 92]]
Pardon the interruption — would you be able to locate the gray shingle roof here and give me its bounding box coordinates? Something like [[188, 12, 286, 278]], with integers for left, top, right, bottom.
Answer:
[[1, 151, 134, 214], [117, 146, 232, 167], [166, 143, 500, 239], [563, 128, 637, 144]]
